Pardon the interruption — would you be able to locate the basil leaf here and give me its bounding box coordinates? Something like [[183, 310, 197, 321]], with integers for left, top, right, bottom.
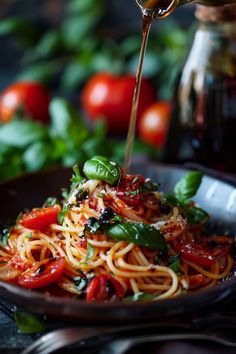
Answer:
[[58, 205, 69, 224], [168, 255, 181, 275], [74, 276, 87, 291], [0, 119, 47, 148], [43, 197, 59, 207], [71, 164, 84, 185], [14, 310, 45, 334], [83, 156, 120, 185], [106, 222, 167, 251], [80, 243, 94, 264], [186, 207, 209, 225], [0, 227, 12, 248], [174, 171, 203, 202]]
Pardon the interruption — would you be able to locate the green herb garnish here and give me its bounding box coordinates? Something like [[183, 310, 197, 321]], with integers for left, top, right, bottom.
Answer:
[[83, 156, 120, 185], [14, 310, 45, 334], [106, 222, 167, 251]]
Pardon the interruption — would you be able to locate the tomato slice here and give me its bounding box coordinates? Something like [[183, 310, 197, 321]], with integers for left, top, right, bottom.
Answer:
[[189, 274, 205, 289], [117, 174, 144, 207], [19, 205, 61, 230], [175, 241, 216, 267], [18, 258, 65, 289], [86, 274, 125, 302]]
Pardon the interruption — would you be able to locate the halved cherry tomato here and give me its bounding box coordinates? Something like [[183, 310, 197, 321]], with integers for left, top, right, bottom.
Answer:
[[86, 274, 125, 302], [116, 174, 145, 207], [189, 274, 205, 289], [18, 258, 65, 289], [19, 205, 61, 230], [175, 241, 215, 267], [0, 81, 50, 123], [138, 101, 171, 148]]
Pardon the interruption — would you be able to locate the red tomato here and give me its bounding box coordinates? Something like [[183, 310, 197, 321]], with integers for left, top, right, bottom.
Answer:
[[19, 205, 61, 230], [18, 258, 65, 289], [189, 274, 204, 289], [175, 241, 216, 267], [81, 72, 156, 135], [0, 81, 50, 123], [86, 274, 125, 301], [138, 101, 171, 148], [116, 174, 144, 207]]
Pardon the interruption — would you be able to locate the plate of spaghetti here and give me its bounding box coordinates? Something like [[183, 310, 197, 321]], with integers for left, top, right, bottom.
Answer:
[[0, 156, 235, 322]]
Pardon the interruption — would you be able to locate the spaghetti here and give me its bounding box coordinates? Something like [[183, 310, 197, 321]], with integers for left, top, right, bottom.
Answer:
[[0, 156, 233, 302]]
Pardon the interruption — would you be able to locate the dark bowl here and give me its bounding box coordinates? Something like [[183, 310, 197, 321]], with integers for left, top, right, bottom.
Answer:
[[0, 162, 236, 323]]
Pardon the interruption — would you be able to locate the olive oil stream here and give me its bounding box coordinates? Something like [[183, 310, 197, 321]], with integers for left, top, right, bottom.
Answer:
[[124, 1, 177, 171]]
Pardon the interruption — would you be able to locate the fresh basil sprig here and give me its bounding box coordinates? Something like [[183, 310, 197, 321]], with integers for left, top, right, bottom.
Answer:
[[106, 222, 167, 251], [83, 156, 120, 185], [174, 171, 203, 202], [164, 171, 209, 225]]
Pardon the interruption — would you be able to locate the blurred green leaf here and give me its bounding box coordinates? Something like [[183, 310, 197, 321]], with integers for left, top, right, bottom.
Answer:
[[22, 142, 51, 172], [17, 61, 62, 84], [49, 98, 88, 146], [0, 17, 40, 47], [0, 120, 48, 148], [32, 30, 64, 60]]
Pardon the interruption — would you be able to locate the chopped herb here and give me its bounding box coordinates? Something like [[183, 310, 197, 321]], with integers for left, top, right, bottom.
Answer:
[[43, 197, 58, 207], [124, 292, 157, 302], [80, 243, 95, 265], [25, 232, 33, 239], [74, 276, 87, 291], [154, 255, 161, 265], [168, 255, 181, 275], [142, 181, 160, 192], [132, 176, 139, 184], [71, 164, 84, 185], [58, 204, 69, 224], [14, 309, 45, 334], [15, 212, 23, 225], [61, 188, 69, 199], [111, 215, 122, 223], [0, 227, 12, 248], [97, 192, 104, 198]]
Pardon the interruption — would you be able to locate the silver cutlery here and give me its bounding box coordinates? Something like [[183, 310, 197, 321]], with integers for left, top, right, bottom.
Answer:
[[20, 314, 236, 354], [100, 332, 236, 354]]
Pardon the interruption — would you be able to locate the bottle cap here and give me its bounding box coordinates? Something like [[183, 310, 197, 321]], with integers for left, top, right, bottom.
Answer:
[[195, 4, 236, 22]]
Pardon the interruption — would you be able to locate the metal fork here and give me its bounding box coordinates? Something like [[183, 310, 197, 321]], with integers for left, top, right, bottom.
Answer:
[[100, 332, 236, 354], [20, 321, 189, 354], [20, 322, 236, 354]]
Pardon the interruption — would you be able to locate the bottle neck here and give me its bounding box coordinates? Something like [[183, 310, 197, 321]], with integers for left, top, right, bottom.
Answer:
[[195, 3, 236, 22], [178, 0, 236, 6]]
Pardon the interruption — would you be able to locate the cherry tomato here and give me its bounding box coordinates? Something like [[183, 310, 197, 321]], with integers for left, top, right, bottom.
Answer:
[[86, 274, 125, 301], [18, 258, 65, 289], [81, 72, 156, 135], [8, 255, 28, 271], [19, 205, 61, 230], [175, 241, 216, 267], [189, 274, 205, 289], [0, 81, 50, 123], [138, 101, 171, 148], [116, 174, 145, 207]]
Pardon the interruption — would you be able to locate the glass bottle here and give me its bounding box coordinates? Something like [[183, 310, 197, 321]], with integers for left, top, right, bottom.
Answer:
[[163, 4, 236, 173], [135, 0, 236, 20]]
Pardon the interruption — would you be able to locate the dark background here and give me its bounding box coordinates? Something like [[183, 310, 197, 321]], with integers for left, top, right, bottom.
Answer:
[[0, 0, 195, 90]]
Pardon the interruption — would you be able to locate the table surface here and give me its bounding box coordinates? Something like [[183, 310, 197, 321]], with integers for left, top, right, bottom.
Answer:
[[1, 296, 236, 354]]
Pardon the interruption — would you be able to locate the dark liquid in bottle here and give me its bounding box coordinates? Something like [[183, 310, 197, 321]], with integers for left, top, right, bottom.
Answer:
[[164, 74, 236, 173]]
